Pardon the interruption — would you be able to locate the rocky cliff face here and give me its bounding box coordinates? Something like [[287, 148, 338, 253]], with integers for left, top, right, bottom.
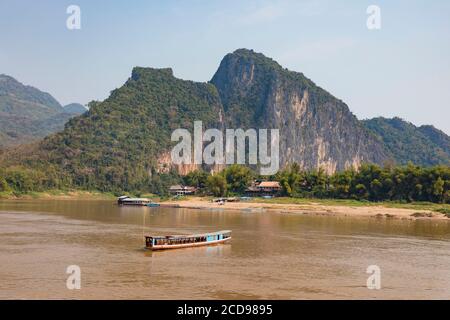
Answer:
[[211, 49, 389, 173]]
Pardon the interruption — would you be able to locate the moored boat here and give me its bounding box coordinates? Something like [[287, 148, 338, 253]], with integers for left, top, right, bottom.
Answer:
[[117, 196, 151, 206], [145, 230, 231, 250], [146, 202, 160, 207]]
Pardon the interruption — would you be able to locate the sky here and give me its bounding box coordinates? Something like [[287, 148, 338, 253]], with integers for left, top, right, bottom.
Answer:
[[0, 0, 449, 133]]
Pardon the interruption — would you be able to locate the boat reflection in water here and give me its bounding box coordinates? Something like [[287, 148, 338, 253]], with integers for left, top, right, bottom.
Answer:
[[145, 230, 232, 250]]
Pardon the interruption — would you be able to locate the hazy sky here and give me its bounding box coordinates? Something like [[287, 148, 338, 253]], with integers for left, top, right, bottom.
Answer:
[[1, 0, 449, 133]]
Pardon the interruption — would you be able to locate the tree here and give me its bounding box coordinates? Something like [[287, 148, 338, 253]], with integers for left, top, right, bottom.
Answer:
[[183, 170, 208, 188], [310, 168, 328, 198], [223, 164, 253, 194], [4, 168, 34, 192], [355, 184, 368, 200], [206, 174, 227, 197], [277, 163, 303, 197], [369, 179, 383, 201], [330, 170, 353, 198], [432, 177, 445, 203], [444, 190, 450, 204], [0, 176, 9, 192]]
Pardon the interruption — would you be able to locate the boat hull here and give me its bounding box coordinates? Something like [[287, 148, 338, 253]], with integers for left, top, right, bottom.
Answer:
[[147, 237, 231, 251]]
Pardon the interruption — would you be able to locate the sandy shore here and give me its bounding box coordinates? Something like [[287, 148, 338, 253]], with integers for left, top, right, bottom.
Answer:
[[163, 197, 449, 220], [1, 192, 447, 220]]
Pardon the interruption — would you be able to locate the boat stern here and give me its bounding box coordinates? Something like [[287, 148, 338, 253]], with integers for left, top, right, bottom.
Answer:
[[145, 236, 154, 249]]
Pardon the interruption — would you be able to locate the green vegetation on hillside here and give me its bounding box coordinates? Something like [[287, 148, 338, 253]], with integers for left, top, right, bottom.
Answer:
[[363, 117, 450, 166], [0, 74, 84, 147]]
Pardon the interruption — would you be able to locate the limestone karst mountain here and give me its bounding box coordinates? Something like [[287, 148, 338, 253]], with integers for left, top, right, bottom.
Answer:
[[211, 49, 389, 173]]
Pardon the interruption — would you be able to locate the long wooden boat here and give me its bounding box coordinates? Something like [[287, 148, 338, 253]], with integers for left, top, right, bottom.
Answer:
[[145, 230, 231, 250], [117, 196, 151, 206]]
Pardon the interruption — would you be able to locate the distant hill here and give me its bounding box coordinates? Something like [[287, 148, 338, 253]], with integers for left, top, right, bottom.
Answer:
[[0, 74, 84, 148], [363, 117, 450, 166], [0, 74, 61, 112], [63, 103, 87, 114]]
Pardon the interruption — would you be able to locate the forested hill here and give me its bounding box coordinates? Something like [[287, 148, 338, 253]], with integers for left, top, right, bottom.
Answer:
[[21, 67, 224, 191], [0, 74, 85, 147], [0, 74, 61, 111], [363, 117, 450, 166]]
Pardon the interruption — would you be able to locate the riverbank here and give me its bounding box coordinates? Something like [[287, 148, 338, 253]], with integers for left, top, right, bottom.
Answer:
[[162, 197, 450, 220], [0, 190, 117, 200], [1, 191, 449, 220]]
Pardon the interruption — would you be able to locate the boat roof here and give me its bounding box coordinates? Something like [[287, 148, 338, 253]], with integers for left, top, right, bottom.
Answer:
[[146, 230, 232, 240], [121, 198, 150, 201]]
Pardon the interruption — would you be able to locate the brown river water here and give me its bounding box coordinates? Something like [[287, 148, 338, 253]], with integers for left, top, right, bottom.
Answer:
[[0, 200, 449, 299]]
